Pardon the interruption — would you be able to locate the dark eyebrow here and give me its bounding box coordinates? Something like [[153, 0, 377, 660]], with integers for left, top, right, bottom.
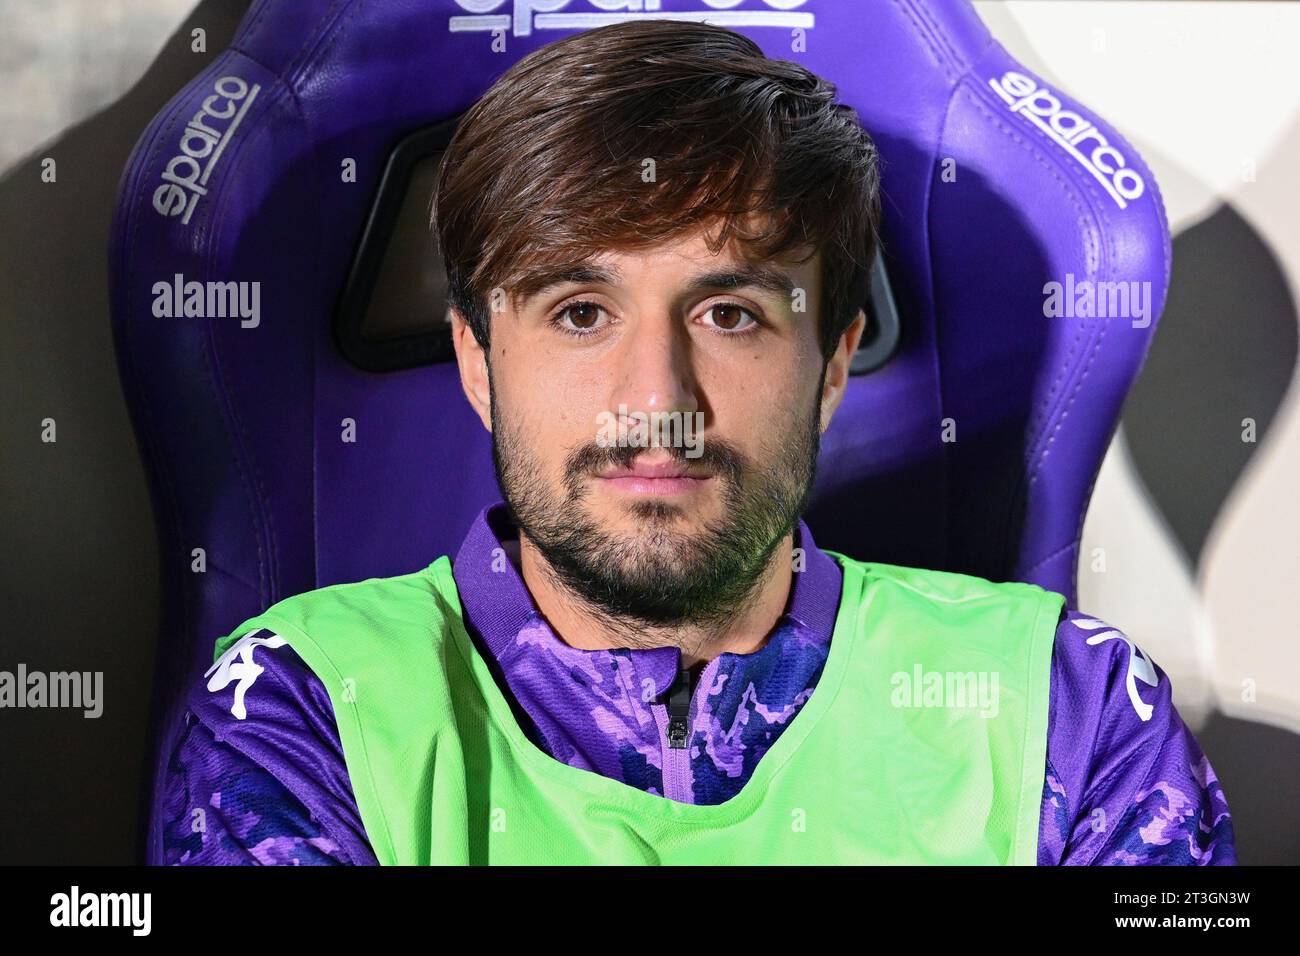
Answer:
[[515, 264, 622, 301], [684, 266, 798, 299], [516, 263, 797, 303]]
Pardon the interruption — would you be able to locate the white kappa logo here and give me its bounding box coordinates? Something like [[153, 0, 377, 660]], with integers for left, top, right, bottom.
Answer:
[[205, 631, 288, 720], [1075, 617, 1157, 721]]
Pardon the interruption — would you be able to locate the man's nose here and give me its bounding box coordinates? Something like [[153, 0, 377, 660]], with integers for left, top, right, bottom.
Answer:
[[608, 313, 700, 423]]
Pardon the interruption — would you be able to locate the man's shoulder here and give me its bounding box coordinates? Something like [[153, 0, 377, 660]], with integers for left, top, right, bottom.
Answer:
[[1049, 609, 1169, 742], [250, 558, 454, 631], [1043, 609, 1236, 864], [209, 557, 458, 666], [1046, 608, 1181, 799], [197, 626, 334, 729], [197, 556, 463, 737], [826, 552, 1065, 608], [173, 630, 378, 865]]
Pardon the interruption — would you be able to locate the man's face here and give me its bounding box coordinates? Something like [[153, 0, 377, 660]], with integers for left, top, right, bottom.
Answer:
[[454, 226, 862, 630]]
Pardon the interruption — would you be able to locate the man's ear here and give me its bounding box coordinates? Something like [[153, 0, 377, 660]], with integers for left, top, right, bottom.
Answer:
[[449, 307, 493, 432], [820, 309, 866, 432]]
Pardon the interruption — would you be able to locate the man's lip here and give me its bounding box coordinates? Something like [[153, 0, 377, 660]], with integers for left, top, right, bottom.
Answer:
[[597, 472, 713, 497], [597, 462, 711, 479]]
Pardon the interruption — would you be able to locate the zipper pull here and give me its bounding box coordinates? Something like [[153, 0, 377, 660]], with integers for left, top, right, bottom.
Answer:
[[666, 662, 693, 750]]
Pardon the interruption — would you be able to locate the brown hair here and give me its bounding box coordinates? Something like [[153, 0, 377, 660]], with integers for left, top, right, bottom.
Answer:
[[430, 18, 881, 363]]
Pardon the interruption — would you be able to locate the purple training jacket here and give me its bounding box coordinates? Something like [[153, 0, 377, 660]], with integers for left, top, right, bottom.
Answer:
[[161, 503, 1236, 865]]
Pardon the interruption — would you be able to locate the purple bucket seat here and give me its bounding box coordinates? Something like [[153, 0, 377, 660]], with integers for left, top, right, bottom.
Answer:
[[108, 0, 1170, 865]]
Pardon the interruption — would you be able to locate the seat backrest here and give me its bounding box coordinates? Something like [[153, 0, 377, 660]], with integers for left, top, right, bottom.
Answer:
[[108, 0, 1169, 864]]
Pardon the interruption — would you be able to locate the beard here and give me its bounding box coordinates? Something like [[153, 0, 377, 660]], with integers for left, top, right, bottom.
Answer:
[[488, 371, 825, 635]]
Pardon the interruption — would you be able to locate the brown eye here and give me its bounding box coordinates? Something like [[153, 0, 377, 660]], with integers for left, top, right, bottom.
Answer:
[[705, 303, 758, 332], [552, 300, 610, 336], [566, 302, 602, 328]]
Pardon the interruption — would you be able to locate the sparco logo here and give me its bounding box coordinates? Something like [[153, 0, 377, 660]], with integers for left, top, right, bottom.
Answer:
[[449, 0, 813, 38], [988, 71, 1144, 210], [152, 75, 260, 225]]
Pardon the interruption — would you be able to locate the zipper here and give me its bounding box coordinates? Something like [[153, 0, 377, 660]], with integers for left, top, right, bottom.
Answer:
[[653, 659, 703, 802], [666, 662, 693, 748]]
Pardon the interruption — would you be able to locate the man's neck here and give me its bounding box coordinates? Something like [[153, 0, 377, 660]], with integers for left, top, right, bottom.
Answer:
[[513, 532, 795, 669]]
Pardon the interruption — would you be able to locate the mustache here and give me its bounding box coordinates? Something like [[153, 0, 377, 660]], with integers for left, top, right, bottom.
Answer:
[[565, 435, 747, 487]]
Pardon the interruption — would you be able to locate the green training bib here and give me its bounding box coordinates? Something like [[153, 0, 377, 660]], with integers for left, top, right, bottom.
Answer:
[[215, 551, 1063, 864]]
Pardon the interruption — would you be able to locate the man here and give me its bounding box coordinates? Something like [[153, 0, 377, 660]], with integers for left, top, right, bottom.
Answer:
[[162, 19, 1234, 865]]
